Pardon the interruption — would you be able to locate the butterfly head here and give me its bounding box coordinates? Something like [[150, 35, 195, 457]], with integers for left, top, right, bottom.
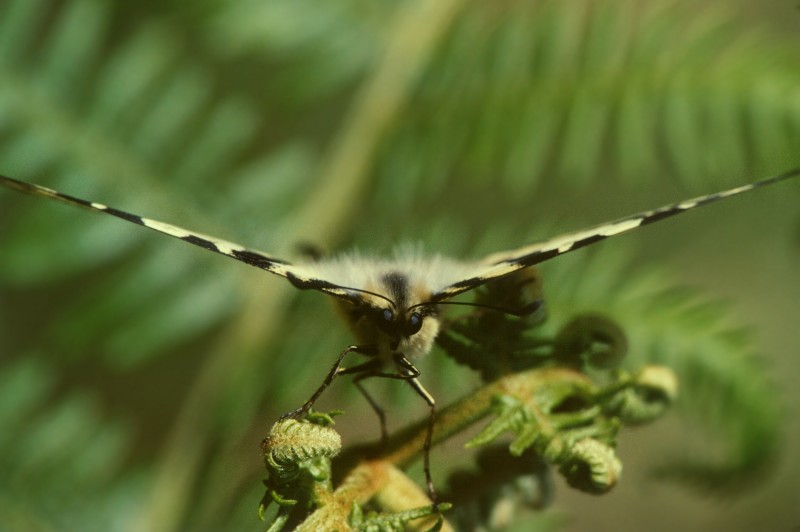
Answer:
[[368, 302, 439, 358], [337, 270, 441, 358]]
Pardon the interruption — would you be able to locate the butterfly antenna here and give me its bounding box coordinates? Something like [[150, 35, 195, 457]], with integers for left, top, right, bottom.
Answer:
[[412, 299, 542, 316], [340, 286, 397, 309]]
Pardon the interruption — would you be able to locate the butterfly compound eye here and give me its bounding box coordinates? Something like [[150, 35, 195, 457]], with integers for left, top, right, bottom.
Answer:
[[406, 312, 423, 335], [382, 308, 394, 322]]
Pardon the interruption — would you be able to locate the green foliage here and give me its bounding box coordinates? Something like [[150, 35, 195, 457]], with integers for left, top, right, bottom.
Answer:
[[463, 364, 673, 496], [542, 247, 784, 488], [0, 0, 797, 530], [0, 358, 139, 530]]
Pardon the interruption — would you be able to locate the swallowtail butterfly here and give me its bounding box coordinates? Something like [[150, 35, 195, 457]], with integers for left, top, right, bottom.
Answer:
[[1, 169, 798, 501]]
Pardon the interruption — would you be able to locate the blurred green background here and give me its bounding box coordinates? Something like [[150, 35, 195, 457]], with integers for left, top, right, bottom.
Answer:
[[0, 0, 798, 530]]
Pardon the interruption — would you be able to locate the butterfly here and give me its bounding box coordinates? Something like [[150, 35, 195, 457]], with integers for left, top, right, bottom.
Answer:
[[1, 168, 798, 503]]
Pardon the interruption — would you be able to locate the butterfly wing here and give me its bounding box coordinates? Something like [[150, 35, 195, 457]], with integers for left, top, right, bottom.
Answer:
[[429, 168, 800, 302], [0, 174, 359, 302]]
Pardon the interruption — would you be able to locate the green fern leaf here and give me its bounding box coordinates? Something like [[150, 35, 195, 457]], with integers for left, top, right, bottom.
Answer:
[[543, 246, 782, 486]]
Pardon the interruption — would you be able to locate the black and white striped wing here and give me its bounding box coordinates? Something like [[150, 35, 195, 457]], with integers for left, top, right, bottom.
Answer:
[[0, 175, 357, 301], [430, 168, 800, 302]]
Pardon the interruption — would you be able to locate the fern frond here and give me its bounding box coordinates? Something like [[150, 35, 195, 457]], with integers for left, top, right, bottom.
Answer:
[[0, 0, 312, 365], [542, 247, 781, 486], [367, 0, 800, 207], [0, 357, 137, 530], [206, 0, 386, 104]]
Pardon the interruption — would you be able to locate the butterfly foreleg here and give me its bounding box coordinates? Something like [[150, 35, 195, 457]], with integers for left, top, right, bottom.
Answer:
[[281, 344, 377, 420]]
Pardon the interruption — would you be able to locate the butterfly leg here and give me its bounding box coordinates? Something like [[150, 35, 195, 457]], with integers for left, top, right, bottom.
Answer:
[[336, 359, 390, 445], [354, 378, 389, 446], [337, 358, 423, 449], [408, 378, 437, 508], [340, 355, 439, 505], [281, 344, 377, 420], [392, 354, 438, 507]]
